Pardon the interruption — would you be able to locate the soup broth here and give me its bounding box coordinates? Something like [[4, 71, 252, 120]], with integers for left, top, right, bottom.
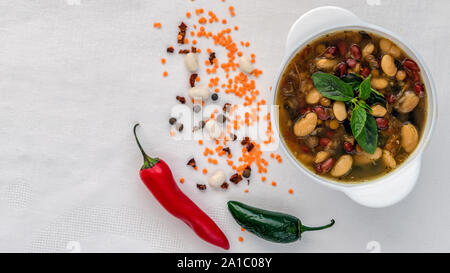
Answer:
[[276, 30, 427, 182]]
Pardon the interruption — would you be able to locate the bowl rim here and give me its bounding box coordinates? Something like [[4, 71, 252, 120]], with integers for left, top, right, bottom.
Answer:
[[271, 23, 437, 190]]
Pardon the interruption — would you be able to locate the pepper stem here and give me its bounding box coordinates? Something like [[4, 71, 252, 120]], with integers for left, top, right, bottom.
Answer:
[[300, 219, 335, 234], [133, 123, 159, 169]]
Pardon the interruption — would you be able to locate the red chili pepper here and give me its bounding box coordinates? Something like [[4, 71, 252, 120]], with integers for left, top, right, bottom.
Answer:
[[133, 124, 229, 250]]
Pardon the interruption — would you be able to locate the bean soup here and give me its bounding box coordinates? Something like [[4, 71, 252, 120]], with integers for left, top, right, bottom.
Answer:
[[276, 30, 427, 182]]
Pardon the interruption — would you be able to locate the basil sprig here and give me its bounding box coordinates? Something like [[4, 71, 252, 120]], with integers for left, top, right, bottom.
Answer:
[[312, 72, 384, 154]]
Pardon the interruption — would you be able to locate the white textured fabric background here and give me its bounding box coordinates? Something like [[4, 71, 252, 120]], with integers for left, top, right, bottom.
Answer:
[[0, 0, 449, 253]]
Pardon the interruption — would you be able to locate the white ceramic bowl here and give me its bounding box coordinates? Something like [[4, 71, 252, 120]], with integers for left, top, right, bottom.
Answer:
[[271, 6, 437, 208]]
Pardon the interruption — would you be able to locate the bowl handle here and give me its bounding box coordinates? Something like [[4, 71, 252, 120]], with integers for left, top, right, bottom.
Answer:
[[285, 6, 362, 54], [342, 156, 421, 208]]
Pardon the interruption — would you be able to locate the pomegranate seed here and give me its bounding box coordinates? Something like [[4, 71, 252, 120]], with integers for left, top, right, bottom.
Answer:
[[386, 94, 396, 104], [402, 59, 420, 72], [414, 83, 425, 97], [337, 62, 347, 77], [350, 44, 361, 61], [314, 106, 329, 120], [320, 137, 331, 147], [361, 66, 370, 78], [320, 158, 335, 173], [346, 58, 357, 68], [343, 141, 354, 153], [301, 145, 310, 153], [324, 46, 337, 58], [337, 41, 347, 56], [376, 118, 389, 130]]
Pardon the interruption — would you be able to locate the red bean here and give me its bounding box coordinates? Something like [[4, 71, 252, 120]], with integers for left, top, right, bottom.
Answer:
[[313, 106, 329, 120], [326, 130, 335, 138], [386, 94, 396, 104], [337, 62, 347, 77], [376, 118, 389, 130], [301, 145, 310, 153], [320, 158, 335, 173], [361, 66, 370, 78], [343, 141, 354, 153], [412, 70, 420, 83], [314, 164, 323, 173], [402, 59, 420, 72], [319, 137, 331, 147], [300, 107, 312, 115], [350, 44, 361, 61], [414, 83, 425, 97], [346, 58, 357, 68], [337, 41, 347, 56], [324, 46, 337, 58]]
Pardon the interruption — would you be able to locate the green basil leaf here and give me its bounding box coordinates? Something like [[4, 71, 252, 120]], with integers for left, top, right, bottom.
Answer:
[[350, 105, 367, 139], [358, 75, 372, 100], [366, 91, 386, 105], [355, 115, 378, 154], [341, 73, 363, 90], [312, 72, 354, 101], [371, 88, 384, 97], [357, 100, 373, 113]]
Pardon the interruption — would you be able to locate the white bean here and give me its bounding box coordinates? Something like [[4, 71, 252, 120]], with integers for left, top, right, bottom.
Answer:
[[208, 170, 226, 188], [306, 88, 322, 104], [188, 86, 211, 100], [371, 105, 387, 117], [401, 123, 419, 153], [293, 112, 317, 137], [205, 119, 222, 139], [382, 150, 397, 169], [331, 155, 353, 177], [333, 101, 347, 121], [395, 91, 420, 113], [353, 147, 382, 165], [381, 54, 397, 77], [239, 55, 254, 74], [184, 53, 199, 72]]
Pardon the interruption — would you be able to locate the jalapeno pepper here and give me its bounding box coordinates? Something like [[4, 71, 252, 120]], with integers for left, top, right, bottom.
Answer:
[[228, 201, 334, 243], [134, 124, 229, 250]]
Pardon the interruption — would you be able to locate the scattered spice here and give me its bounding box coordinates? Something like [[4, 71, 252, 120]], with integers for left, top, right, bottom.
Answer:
[[242, 165, 251, 178], [196, 184, 207, 190], [190, 73, 198, 87], [177, 22, 187, 44], [169, 117, 177, 125], [187, 158, 197, 168], [230, 173, 243, 184], [223, 103, 231, 112], [209, 52, 216, 65], [176, 96, 186, 104], [220, 182, 229, 189], [176, 123, 184, 132], [222, 147, 231, 155], [179, 49, 190, 54], [167, 46, 174, 53]]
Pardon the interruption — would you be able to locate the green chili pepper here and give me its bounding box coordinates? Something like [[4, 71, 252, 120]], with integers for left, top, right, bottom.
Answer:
[[227, 201, 335, 243]]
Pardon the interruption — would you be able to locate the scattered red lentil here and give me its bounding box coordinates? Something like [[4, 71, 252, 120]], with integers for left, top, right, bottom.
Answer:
[[288, 189, 294, 194], [153, 22, 162, 29], [238, 236, 244, 242]]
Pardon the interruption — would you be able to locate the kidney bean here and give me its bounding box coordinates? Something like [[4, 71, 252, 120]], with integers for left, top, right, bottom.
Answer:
[[402, 59, 420, 72], [376, 118, 389, 130], [324, 46, 337, 58], [414, 83, 425, 97], [386, 94, 396, 104], [326, 130, 335, 138], [361, 66, 370, 78], [412, 70, 420, 83], [313, 106, 329, 120], [301, 145, 310, 153], [320, 158, 335, 173], [346, 58, 357, 68], [300, 107, 312, 115], [337, 62, 347, 77], [314, 163, 323, 173], [337, 41, 347, 56], [319, 137, 331, 147], [350, 44, 361, 61], [343, 141, 354, 153]]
